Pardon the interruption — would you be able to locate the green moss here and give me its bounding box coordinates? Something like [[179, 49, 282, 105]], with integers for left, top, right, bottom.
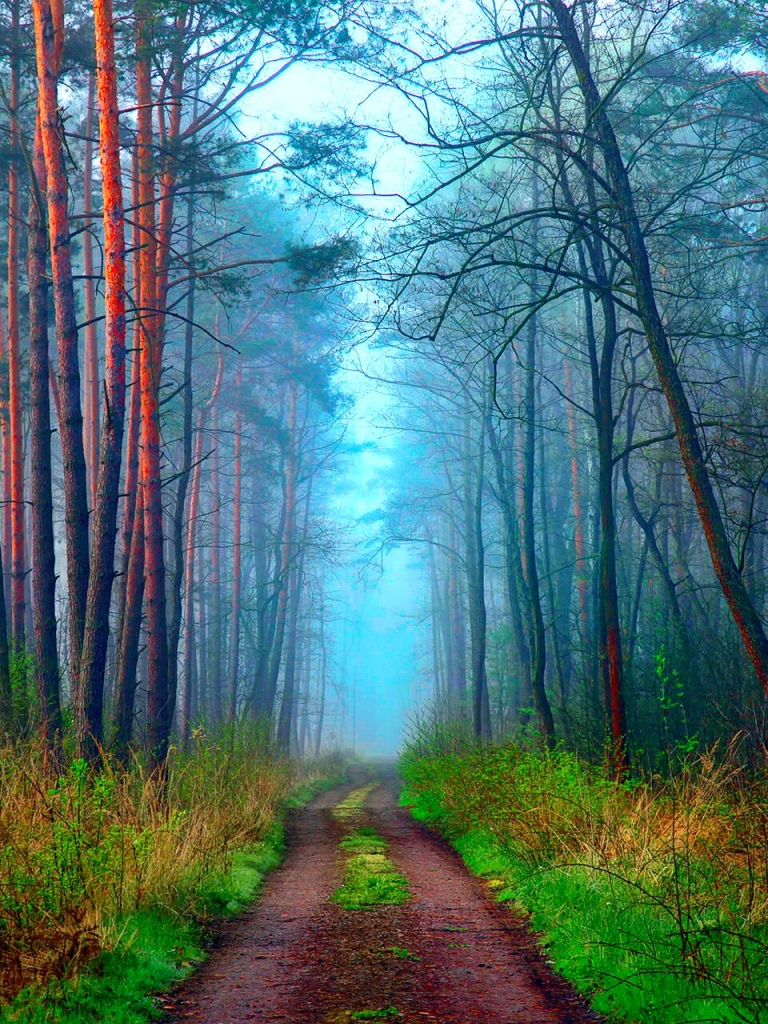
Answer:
[[332, 785, 377, 823], [332, 827, 409, 910]]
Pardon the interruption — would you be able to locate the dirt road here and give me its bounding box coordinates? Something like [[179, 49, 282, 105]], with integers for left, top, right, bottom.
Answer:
[[163, 772, 602, 1024]]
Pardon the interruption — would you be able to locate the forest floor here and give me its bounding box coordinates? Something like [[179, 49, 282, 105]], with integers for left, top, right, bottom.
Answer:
[[161, 767, 603, 1024]]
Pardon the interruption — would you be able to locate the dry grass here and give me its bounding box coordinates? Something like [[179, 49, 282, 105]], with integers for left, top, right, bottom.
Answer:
[[403, 741, 768, 926], [401, 735, 768, 1022], [0, 735, 336, 1001]]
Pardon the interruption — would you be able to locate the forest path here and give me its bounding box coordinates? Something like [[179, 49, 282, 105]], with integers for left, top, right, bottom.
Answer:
[[163, 767, 602, 1024]]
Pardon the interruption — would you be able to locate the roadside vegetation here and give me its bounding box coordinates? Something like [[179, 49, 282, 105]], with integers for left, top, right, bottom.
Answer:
[[400, 724, 768, 1024], [0, 733, 342, 1023]]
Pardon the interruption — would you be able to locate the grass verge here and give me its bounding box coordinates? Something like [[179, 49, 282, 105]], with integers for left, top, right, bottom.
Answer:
[[400, 739, 768, 1024], [0, 735, 344, 1023]]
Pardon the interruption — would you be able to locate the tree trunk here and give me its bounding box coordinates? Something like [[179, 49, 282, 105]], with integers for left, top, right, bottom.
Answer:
[[28, 115, 61, 753], [487, 413, 533, 716], [83, 71, 100, 516], [112, 484, 144, 760], [208, 401, 223, 725], [114, 146, 142, 658], [564, 360, 590, 657], [265, 382, 298, 720], [463, 402, 491, 740], [277, 469, 312, 752], [136, 0, 169, 771], [521, 179, 555, 749], [179, 356, 223, 745], [77, 0, 128, 761], [167, 191, 197, 730], [7, 0, 24, 653], [227, 363, 243, 722], [34, 0, 90, 680], [314, 598, 327, 757], [0, 312, 10, 630]]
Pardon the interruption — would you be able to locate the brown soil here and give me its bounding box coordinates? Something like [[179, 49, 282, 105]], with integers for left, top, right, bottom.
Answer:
[[163, 771, 603, 1024]]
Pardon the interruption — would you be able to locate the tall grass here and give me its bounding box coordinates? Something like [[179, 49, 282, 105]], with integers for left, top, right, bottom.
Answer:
[[0, 730, 341, 1006], [401, 720, 768, 1024]]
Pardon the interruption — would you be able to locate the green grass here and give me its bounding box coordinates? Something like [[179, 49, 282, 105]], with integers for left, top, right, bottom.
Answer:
[[350, 1008, 402, 1021], [400, 744, 768, 1024], [333, 826, 410, 910], [332, 784, 378, 823], [0, 771, 340, 1023], [383, 946, 419, 961], [0, 910, 202, 1024]]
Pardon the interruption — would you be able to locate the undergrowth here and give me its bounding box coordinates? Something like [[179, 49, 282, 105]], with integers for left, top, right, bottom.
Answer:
[[400, 726, 768, 1024], [0, 731, 343, 1021]]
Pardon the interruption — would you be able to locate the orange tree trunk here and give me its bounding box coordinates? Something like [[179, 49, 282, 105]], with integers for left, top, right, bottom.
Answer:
[[77, 0, 128, 761], [33, 0, 90, 676], [112, 482, 144, 761], [114, 146, 142, 652], [136, 0, 169, 770], [8, 0, 24, 650], [28, 116, 61, 752], [154, 12, 185, 344]]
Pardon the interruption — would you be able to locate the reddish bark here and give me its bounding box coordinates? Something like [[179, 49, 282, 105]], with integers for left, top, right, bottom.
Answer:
[[114, 146, 142, 651], [33, 0, 90, 675], [154, 12, 186, 344], [136, 0, 170, 770], [77, 0, 128, 762], [112, 483, 145, 760]]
